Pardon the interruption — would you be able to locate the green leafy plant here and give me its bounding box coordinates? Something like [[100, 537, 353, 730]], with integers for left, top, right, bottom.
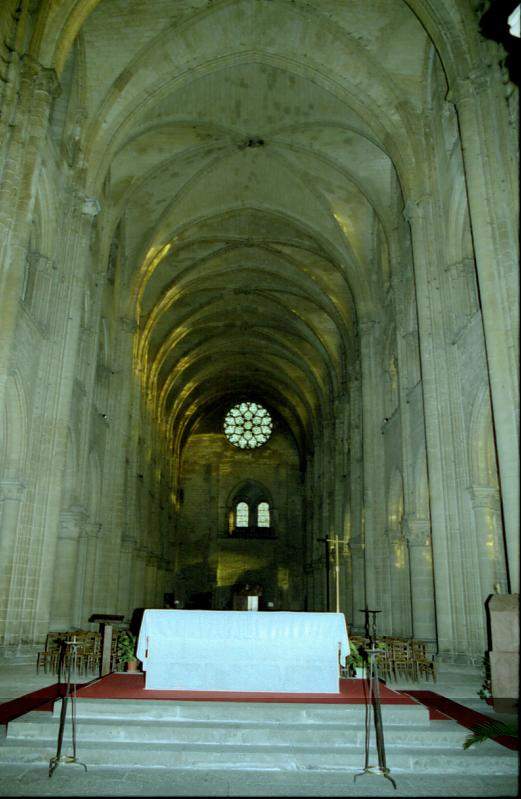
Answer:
[[463, 720, 518, 749], [477, 652, 492, 701], [117, 630, 137, 664], [348, 640, 366, 671]]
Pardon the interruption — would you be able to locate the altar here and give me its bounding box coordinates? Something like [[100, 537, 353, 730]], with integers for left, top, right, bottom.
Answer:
[[136, 609, 349, 693]]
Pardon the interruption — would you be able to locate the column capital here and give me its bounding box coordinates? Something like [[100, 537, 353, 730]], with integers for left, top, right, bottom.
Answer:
[[402, 195, 431, 224], [119, 316, 138, 334], [447, 66, 493, 105], [0, 479, 26, 502], [358, 319, 380, 335], [21, 55, 61, 99], [385, 526, 404, 543], [467, 484, 500, 511], [404, 516, 431, 546], [85, 521, 102, 540], [348, 535, 364, 553], [59, 505, 88, 541], [81, 196, 101, 218]]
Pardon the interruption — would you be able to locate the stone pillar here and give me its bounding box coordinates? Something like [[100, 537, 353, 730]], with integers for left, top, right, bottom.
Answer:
[[0, 479, 26, 644], [403, 196, 462, 654], [386, 528, 412, 638], [117, 534, 137, 618], [145, 554, 159, 607], [450, 70, 519, 592], [487, 594, 519, 709], [405, 517, 437, 643], [468, 486, 509, 601], [348, 536, 366, 631], [359, 320, 387, 611], [81, 522, 102, 625], [50, 505, 88, 630], [0, 56, 60, 405], [132, 547, 148, 610]]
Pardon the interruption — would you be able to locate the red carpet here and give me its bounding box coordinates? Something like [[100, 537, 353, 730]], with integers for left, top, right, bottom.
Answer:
[[75, 673, 415, 705], [0, 683, 67, 725], [401, 690, 518, 752]]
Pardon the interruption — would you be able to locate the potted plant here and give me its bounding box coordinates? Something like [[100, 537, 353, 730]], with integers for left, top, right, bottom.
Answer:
[[348, 640, 366, 678], [117, 630, 139, 673], [477, 653, 493, 704]]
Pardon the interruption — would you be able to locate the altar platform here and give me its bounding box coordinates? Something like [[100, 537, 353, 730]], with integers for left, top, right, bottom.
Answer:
[[73, 672, 416, 705]]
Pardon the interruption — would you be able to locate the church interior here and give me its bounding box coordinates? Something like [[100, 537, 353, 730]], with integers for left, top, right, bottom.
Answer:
[[0, 0, 518, 794]]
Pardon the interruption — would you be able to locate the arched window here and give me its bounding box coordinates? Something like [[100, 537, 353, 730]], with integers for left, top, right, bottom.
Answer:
[[227, 481, 275, 539], [236, 501, 249, 527], [257, 502, 270, 527]]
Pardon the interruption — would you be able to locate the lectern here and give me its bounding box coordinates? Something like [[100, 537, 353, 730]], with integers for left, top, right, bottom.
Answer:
[[89, 614, 125, 676]]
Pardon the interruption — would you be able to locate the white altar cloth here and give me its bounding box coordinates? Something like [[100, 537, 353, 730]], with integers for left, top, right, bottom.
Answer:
[[136, 610, 349, 693]]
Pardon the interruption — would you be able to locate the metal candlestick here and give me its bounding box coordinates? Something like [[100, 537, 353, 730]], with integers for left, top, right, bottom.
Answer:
[[49, 636, 87, 778], [354, 608, 396, 789]]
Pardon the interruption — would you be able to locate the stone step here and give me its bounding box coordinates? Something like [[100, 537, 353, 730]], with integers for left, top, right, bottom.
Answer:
[[0, 736, 516, 775], [57, 697, 430, 724], [6, 712, 475, 748]]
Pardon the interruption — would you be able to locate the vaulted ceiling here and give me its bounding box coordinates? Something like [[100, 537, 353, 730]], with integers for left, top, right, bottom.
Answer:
[[38, 0, 481, 461]]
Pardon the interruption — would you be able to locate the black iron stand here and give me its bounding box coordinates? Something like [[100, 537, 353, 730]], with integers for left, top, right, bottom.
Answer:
[[354, 608, 396, 789], [49, 636, 87, 778]]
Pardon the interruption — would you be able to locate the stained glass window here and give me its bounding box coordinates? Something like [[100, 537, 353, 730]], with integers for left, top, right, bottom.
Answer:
[[224, 402, 273, 449], [257, 502, 270, 527], [236, 501, 249, 527]]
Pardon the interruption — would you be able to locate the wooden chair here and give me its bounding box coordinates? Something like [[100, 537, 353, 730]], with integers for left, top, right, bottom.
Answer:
[[410, 639, 437, 682], [374, 642, 391, 681], [387, 640, 416, 681], [36, 632, 65, 674]]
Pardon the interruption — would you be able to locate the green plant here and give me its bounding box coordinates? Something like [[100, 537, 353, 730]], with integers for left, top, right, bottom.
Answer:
[[463, 720, 518, 749], [349, 640, 366, 668], [117, 630, 137, 664], [477, 652, 492, 701]]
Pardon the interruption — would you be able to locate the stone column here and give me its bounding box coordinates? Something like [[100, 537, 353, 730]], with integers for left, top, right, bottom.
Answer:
[[359, 320, 388, 611], [0, 56, 60, 406], [348, 536, 366, 631], [117, 533, 137, 618], [145, 554, 159, 608], [132, 546, 148, 610], [80, 522, 102, 625], [0, 479, 26, 645], [450, 69, 519, 592], [386, 528, 412, 638], [403, 196, 462, 654], [468, 486, 509, 601], [405, 517, 437, 643], [29, 192, 101, 645], [50, 505, 88, 630]]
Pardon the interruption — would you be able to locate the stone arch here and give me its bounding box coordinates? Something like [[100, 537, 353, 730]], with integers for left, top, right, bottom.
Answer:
[[468, 383, 499, 489]]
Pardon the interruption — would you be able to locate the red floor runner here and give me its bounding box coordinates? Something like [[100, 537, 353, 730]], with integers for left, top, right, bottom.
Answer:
[[0, 683, 67, 725], [75, 673, 415, 705], [401, 690, 518, 752]]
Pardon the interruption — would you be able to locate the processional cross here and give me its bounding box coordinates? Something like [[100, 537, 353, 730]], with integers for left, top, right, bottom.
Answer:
[[316, 536, 350, 612]]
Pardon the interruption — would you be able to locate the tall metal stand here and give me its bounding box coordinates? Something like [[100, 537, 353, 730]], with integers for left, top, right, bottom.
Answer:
[[354, 608, 396, 789], [49, 636, 87, 778], [316, 536, 350, 613]]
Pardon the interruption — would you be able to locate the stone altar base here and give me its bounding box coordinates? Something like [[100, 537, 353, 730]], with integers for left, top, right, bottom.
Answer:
[[0, 679, 517, 777]]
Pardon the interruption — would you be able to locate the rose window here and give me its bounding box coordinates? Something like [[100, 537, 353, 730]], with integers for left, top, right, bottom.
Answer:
[[223, 402, 273, 449]]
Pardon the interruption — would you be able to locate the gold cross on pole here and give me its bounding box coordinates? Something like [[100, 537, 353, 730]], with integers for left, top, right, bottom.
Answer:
[[324, 536, 350, 613]]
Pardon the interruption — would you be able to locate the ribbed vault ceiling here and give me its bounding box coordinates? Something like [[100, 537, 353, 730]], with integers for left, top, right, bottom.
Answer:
[[51, 0, 455, 462]]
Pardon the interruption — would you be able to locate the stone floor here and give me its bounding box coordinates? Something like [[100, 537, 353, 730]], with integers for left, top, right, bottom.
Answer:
[[0, 660, 518, 797]]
